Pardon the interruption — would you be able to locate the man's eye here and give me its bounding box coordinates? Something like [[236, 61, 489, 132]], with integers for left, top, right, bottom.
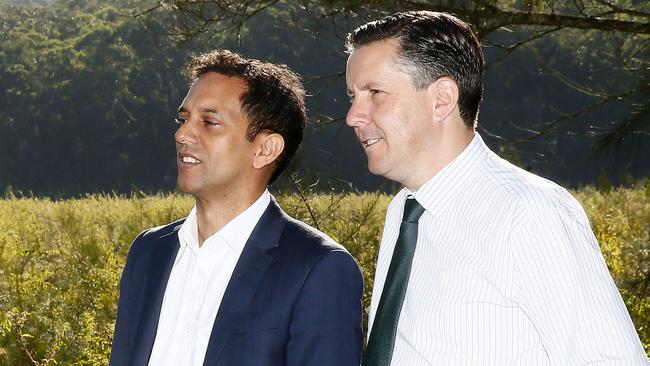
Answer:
[[174, 117, 186, 125], [347, 94, 355, 103], [203, 120, 219, 126], [370, 89, 383, 95]]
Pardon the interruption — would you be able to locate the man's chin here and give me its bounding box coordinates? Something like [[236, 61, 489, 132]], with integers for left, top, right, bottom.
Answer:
[[368, 162, 398, 183], [367, 161, 385, 177], [176, 179, 197, 195]]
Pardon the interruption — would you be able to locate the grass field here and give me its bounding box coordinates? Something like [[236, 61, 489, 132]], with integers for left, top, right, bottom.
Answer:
[[0, 184, 648, 364]]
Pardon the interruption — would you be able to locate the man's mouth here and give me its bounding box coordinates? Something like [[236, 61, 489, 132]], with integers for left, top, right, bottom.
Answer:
[[179, 154, 201, 164], [362, 138, 383, 148], [182, 157, 200, 164]]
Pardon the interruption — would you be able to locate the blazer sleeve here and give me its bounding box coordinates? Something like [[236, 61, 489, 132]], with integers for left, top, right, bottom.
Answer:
[[109, 230, 148, 366], [286, 250, 364, 366]]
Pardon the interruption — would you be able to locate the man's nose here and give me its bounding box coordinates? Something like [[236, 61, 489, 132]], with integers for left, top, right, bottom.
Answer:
[[175, 118, 197, 145], [345, 99, 370, 128]]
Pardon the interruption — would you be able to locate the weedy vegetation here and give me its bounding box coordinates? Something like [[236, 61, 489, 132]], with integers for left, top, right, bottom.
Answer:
[[0, 183, 648, 364]]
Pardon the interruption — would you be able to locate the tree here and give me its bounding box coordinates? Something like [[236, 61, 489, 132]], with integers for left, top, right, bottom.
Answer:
[[0, 0, 192, 195], [1, 0, 647, 194], [132, 0, 649, 185]]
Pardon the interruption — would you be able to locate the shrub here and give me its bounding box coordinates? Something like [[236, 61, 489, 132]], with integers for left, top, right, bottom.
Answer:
[[0, 186, 648, 364]]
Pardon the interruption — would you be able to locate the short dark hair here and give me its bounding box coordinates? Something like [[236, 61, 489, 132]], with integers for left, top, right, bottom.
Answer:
[[188, 50, 306, 183], [346, 11, 484, 127]]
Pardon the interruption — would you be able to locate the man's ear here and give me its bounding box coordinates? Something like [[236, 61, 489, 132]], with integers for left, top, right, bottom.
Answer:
[[253, 133, 285, 170], [429, 77, 459, 123]]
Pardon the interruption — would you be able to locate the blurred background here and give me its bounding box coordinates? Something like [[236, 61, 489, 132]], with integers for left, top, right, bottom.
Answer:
[[1, 0, 648, 197]]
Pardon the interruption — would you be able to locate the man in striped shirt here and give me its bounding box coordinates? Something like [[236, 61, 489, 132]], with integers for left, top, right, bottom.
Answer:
[[344, 11, 648, 365]]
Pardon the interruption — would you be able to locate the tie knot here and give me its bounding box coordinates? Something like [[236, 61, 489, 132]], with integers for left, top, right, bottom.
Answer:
[[402, 198, 425, 223]]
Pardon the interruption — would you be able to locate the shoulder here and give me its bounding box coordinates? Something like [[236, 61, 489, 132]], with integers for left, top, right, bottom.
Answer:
[[126, 218, 185, 261], [278, 214, 363, 294], [484, 153, 582, 211], [273, 207, 360, 273], [479, 153, 592, 239], [140, 217, 185, 239], [280, 214, 349, 256]]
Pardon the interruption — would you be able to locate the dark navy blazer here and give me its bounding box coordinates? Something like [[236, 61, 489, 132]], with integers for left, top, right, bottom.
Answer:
[[109, 198, 363, 366]]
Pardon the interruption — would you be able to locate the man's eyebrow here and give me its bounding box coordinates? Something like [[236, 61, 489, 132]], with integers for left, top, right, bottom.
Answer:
[[199, 106, 221, 115], [176, 106, 224, 116], [349, 82, 383, 94], [362, 82, 384, 90]]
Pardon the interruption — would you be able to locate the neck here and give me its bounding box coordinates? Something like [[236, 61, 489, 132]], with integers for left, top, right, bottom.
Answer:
[[404, 126, 475, 191], [194, 186, 266, 246]]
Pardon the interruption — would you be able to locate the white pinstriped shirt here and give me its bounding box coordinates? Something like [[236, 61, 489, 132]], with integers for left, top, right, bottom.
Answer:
[[368, 133, 648, 365]]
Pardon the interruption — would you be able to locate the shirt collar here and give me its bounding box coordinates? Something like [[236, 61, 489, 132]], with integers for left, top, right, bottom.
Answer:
[[406, 132, 491, 218], [178, 189, 271, 255], [178, 206, 199, 254], [217, 189, 270, 254]]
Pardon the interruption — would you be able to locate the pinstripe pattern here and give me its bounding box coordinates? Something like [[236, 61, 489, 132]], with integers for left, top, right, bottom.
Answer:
[[368, 133, 648, 365]]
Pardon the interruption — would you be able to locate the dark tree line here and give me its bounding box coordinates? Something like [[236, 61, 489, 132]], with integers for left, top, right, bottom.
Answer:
[[1, 0, 648, 196], [1, 0, 190, 195], [138, 0, 648, 160]]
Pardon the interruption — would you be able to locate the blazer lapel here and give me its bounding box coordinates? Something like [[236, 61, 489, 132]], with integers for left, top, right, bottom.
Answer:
[[202, 198, 286, 366], [132, 226, 181, 366]]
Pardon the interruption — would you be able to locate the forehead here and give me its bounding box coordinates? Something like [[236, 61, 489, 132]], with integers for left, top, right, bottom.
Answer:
[[346, 39, 405, 85], [182, 72, 248, 111]]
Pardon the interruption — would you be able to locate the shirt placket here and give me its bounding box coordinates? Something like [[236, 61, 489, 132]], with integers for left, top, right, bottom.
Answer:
[[182, 249, 212, 365]]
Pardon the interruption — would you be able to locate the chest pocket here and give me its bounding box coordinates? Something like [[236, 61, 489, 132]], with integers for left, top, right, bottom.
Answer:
[[232, 315, 281, 334]]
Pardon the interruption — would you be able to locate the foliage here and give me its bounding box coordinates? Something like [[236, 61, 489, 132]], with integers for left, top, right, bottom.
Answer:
[[576, 182, 650, 352], [0, 186, 649, 364], [0, 0, 648, 195], [0, 193, 191, 365], [0, 0, 190, 195], [135, 0, 650, 185]]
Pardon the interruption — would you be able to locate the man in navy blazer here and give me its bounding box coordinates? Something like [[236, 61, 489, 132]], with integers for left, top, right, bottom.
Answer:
[[109, 50, 363, 366]]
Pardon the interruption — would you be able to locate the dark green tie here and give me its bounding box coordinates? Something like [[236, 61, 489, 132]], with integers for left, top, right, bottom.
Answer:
[[363, 197, 425, 366]]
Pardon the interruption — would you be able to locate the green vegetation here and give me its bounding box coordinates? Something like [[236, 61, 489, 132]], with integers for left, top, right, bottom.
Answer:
[[577, 184, 650, 351], [0, 0, 191, 195], [0, 186, 648, 364]]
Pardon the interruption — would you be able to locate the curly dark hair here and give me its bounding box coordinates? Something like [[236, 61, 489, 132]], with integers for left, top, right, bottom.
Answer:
[[188, 49, 307, 184], [346, 11, 484, 128]]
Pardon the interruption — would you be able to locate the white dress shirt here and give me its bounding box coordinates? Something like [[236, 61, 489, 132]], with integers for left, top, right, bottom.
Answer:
[[148, 190, 270, 366], [369, 134, 648, 365]]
